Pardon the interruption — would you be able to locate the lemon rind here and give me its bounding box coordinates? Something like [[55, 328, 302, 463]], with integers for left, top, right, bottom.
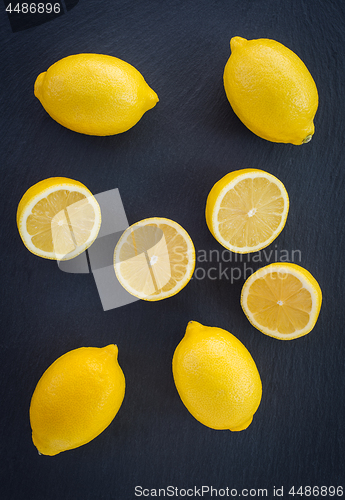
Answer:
[[18, 182, 101, 260], [114, 217, 195, 301], [241, 263, 322, 340], [209, 171, 289, 253]]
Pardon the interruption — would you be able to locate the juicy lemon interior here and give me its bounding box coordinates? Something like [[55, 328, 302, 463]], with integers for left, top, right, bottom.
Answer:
[[26, 190, 97, 257], [115, 219, 195, 300], [246, 271, 312, 335], [218, 176, 286, 249]]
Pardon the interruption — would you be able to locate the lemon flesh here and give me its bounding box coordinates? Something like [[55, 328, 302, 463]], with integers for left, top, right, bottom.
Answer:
[[17, 177, 101, 260], [206, 169, 289, 253], [241, 263, 322, 340], [224, 37, 318, 145], [114, 218, 195, 301], [34, 53, 158, 136], [173, 321, 262, 431], [30, 345, 125, 456]]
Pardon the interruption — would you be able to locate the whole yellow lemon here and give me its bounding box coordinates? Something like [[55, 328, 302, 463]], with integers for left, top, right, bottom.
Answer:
[[29, 345, 125, 456], [223, 37, 318, 145], [172, 321, 262, 431], [34, 53, 158, 136]]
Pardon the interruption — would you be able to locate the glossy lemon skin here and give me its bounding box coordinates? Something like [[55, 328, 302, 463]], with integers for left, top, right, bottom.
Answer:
[[30, 345, 125, 456], [34, 53, 158, 136], [224, 37, 318, 145], [172, 322, 262, 431]]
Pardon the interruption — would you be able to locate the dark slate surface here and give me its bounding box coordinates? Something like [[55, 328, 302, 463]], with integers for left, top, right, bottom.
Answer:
[[1, 1, 344, 499]]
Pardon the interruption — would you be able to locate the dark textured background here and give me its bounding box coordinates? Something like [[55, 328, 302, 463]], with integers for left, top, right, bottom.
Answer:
[[1, 1, 344, 499]]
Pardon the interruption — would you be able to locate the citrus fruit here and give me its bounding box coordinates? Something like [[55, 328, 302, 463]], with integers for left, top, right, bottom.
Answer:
[[30, 345, 125, 456], [114, 217, 195, 301], [17, 177, 101, 260], [241, 263, 322, 340], [223, 36, 318, 145], [205, 169, 289, 253], [34, 53, 158, 135], [172, 321, 262, 431]]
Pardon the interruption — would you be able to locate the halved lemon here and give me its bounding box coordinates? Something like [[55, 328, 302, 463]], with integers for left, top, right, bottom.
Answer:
[[205, 169, 289, 253], [17, 177, 101, 260], [241, 263, 322, 340], [114, 217, 195, 301]]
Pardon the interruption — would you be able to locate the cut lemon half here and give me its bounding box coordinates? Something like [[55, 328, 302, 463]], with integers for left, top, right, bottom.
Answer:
[[206, 169, 289, 253], [241, 263, 322, 340], [114, 217, 195, 301], [17, 177, 101, 260]]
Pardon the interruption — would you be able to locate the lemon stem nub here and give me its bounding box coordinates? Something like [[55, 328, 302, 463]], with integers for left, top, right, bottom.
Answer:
[[230, 415, 253, 431], [230, 36, 247, 52], [34, 72, 45, 98], [302, 134, 313, 144]]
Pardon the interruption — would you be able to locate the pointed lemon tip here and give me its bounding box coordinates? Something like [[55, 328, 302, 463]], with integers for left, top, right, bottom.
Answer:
[[185, 321, 204, 338], [34, 72, 46, 99], [229, 415, 253, 431], [230, 36, 247, 52], [301, 121, 315, 144], [32, 432, 56, 456], [302, 133, 313, 144], [103, 344, 118, 358], [294, 123, 314, 145], [187, 320, 203, 328], [145, 87, 159, 110]]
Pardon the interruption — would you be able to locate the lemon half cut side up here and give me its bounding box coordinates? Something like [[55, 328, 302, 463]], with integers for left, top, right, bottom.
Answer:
[[206, 169, 289, 253], [241, 263, 322, 340], [17, 177, 101, 260], [114, 217, 195, 301]]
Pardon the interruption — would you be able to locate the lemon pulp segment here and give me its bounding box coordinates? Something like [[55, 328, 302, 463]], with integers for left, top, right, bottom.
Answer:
[[17, 178, 101, 260], [114, 218, 195, 301], [241, 263, 322, 340], [206, 169, 289, 253]]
